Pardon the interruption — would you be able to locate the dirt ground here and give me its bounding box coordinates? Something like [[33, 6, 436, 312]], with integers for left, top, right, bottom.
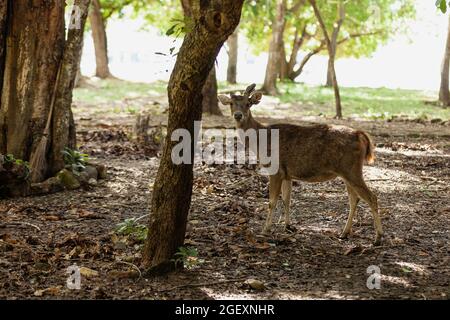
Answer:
[[1, 94, 449, 299]]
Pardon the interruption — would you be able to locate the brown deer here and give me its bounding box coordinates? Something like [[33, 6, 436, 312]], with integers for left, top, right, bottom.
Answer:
[[218, 84, 383, 245]]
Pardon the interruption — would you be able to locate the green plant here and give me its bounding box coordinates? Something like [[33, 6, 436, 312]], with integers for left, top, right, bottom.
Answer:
[[62, 147, 89, 175], [3, 154, 30, 180], [115, 218, 148, 242], [172, 246, 204, 270]]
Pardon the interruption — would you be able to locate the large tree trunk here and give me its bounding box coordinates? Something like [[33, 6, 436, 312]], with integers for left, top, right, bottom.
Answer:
[[0, 0, 88, 181], [0, 0, 7, 106], [90, 0, 111, 79], [439, 14, 450, 106], [0, 1, 65, 162], [261, 0, 286, 95], [143, 0, 244, 274], [325, 2, 345, 87], [310, 0, 342, 118], [202, 66, 222, 115], [227, 26, 238, 84]]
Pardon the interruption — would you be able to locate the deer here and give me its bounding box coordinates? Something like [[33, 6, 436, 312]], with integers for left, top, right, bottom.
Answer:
[[218, 84, 383, 245]]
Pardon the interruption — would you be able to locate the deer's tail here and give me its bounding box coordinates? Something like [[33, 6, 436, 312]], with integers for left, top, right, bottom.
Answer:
[[357, 131, 375, 165]]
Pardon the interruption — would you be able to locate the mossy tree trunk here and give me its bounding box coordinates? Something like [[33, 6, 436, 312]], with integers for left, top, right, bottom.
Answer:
[[143, 0, 244, 273]]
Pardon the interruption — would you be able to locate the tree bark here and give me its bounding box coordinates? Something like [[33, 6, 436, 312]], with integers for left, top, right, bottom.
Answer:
[[0, 1, 65, 162], [0, 0, 8, 107], [261, 0, 286, 95], [202, 66, 222, 115], [0, 0, 87, 181], [440, 14, 450, 106], [90, 0, 111, 79], [51, 0, 91, 174], [181, 0, 222, 116], [143, 0, 244, 274], [309, 0, 342, 118], [325, 1, 345, 87], [227, 26, 238, 84]]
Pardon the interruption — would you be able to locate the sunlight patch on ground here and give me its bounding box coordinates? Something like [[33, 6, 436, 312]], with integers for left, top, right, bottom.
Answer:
[[395, 261, 430, 276]]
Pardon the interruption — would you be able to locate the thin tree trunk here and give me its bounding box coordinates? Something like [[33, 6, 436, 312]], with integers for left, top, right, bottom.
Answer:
[[261, 0, 286, 95], [0, 1, 66, 164], [289, 44, 324, 80], [325, 2, 345, 87], [227, 26, 238, 84], [279, 40, 289, 80], [74, 37, 85, 88], [202, 66, 222, 115], [309, 0, 342, 118], [439, 14, 450, 106], [90, 0, 111, 79], [143, 1, 244, 274], [51, 0, 91, 174]]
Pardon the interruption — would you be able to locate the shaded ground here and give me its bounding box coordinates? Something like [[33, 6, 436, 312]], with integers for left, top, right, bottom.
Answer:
[[1, 81, 449, 299]]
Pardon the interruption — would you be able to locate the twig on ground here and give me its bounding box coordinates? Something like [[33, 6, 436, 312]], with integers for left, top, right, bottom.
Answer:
[[114, 260, 142, 281], [158, 277, 247, 292], [0, 222, 41, 232]]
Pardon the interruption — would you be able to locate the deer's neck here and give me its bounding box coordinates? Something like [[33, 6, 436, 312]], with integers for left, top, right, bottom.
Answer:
[[239, 113, 265, 131]]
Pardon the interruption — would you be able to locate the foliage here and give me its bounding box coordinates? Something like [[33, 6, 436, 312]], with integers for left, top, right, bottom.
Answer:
[[62, 147, 89, 175], [172, 246, 204, 270], [2, 154, 30, 180], [241, 0, 416, 59], [115, 218, 148, 242], [437, 0, 450, 13]]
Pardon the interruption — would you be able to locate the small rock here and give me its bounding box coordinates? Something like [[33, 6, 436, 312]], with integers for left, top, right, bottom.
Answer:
[[88, 178, 97, 186]]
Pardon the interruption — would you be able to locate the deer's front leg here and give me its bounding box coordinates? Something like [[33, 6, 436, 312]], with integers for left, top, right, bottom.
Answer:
[[263, 175, 282, 234]]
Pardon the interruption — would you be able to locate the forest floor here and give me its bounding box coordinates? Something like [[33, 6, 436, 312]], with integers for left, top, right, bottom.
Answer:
[[1, 80, 449, 299]]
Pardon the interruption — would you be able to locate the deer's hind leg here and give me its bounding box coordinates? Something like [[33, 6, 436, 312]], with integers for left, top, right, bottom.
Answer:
[[340, 183, 360, 239], [344, 174, 383, 245], [263, 175, 282, 234], [280, 179, 292, 228]]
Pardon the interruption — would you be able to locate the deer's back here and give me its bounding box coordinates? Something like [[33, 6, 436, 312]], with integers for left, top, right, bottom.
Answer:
[[268, 123, 364, 180]]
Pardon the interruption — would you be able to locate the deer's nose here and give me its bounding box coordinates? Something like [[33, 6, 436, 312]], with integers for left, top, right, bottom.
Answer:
[[234, 112, 243, 121]]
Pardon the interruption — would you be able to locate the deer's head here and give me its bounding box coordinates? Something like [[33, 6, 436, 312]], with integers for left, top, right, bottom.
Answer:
[[218, 84, 262, 127]]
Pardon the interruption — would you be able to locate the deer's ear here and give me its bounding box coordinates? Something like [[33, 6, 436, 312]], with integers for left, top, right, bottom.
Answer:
[[218, 95, 232, 105], [249, 91, 263, 105]]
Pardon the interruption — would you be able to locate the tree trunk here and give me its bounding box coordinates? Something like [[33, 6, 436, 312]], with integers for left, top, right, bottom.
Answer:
[[181, 0, 221, 116], [143, 0, 244, 274], [74, 36, 86, 88], [202, 66, 222, 115], [90, 0, 111, 79], [51, 0, 91, 174], [227, 26, 238, 84], [279, 40, 289, 81], [0, 1, 65, 162], [261, 0, 286, 95], [0, 0, 87, 181], [325, 1, 345, 87], [440, 14, 450, 106], [309, 0, 342, 118], [0, 0, 8, 107]]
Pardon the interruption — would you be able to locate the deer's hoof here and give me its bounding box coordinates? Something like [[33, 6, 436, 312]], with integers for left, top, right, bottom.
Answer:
[[339, 231, 350, 239], [373, 235, 383, 246], [285, 224, 296, 233]]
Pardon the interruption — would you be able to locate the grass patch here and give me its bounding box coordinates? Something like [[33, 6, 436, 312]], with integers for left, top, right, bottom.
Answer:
[[73, 79, 167, 105], [276, 82, 450, 120]]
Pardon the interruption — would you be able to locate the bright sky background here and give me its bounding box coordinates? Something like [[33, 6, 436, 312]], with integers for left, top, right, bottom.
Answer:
[[80, 0, 449, 91]]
